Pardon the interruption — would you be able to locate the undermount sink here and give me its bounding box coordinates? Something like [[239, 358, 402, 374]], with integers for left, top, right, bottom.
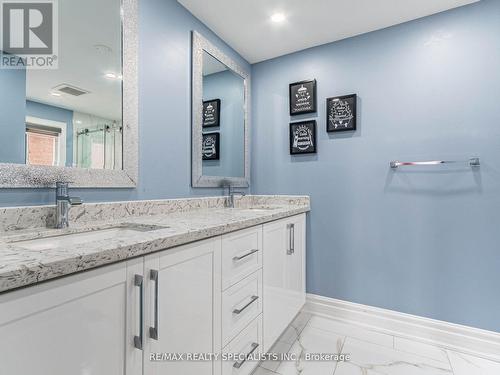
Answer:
[[12, 223, 169, 251]]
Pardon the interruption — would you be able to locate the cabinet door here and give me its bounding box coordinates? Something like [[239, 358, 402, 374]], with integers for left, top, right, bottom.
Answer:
[[0, 259, 143, 375], [285, 213, 306, 316], [263, 214, 306, 352], [144, 238, 222, 375]]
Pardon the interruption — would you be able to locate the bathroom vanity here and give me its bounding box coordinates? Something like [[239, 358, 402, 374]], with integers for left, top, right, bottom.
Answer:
[[0, 196, 309, 375], [0, 2, 299, 373]]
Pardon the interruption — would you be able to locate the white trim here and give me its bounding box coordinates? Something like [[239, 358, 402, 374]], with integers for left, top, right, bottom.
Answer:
[[26, 116, 67, 167], [304, 293, 500, 363]]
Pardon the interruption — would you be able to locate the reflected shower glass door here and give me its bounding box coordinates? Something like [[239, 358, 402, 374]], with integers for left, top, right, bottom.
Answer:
[[75, 125, 122, 169]]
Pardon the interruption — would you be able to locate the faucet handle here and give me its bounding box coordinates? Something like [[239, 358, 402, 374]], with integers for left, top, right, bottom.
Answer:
[[69, 197, 83, 206]]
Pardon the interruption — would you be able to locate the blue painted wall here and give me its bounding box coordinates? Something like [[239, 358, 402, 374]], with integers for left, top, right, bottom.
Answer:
[[203, 70, 245, 177], [26, 100, 74, 167], [0, 0, 250, 206], [0, 69, 25, 164], [251, 0, 500, 332]]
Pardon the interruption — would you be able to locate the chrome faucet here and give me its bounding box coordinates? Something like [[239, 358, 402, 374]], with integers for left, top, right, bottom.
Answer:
[[55, 182, 83, 229], [225, 185, 246, 208]]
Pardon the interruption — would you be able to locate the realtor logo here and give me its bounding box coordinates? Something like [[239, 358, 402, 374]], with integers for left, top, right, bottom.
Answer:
[[1, 0, 58, 69]]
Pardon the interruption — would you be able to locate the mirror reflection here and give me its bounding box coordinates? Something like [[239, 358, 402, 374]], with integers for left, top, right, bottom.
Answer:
[[201, 51, 245, 178], [0, 0, 123, 170]]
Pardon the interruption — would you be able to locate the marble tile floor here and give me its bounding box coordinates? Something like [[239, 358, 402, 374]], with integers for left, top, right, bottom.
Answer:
[[252, 312, 500, 375]]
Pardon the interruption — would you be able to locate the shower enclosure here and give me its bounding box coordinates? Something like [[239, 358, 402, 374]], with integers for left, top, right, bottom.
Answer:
[[75, 123, 123, 170]]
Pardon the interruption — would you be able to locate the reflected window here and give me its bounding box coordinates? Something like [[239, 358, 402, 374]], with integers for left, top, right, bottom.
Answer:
[[25, 128, 60, 167]]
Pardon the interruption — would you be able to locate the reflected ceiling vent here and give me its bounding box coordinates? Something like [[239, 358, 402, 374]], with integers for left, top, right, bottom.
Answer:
[[52, 84, 90, 97]]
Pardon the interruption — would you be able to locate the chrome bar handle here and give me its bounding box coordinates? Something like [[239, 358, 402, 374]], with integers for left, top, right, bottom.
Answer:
[[233, 249, 259, 262], [233, 295, 259, 314], [287, 223, 295, 255], [233, 343, 259, 369], [149, 269, 159, 340], [133, 274, 144, 350]]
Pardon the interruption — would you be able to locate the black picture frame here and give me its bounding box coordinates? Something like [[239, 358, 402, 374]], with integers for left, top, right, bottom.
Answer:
[[202, 132, 220, 160], [289, 79, 317, 116], [202, 99, 221, 128], [289, 120, 317, 155], [326, 94, 357, 132]]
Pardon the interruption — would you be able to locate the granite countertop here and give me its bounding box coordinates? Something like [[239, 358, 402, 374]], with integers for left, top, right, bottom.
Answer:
[[0, 197, 309, 293]]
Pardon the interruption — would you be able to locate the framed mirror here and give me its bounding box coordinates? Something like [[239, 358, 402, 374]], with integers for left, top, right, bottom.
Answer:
[[0, 0, 138, 188], [191, 31, 250, 188]]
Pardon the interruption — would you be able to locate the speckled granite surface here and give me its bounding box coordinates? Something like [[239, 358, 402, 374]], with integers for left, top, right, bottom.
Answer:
[[0, 195, 309, 293]]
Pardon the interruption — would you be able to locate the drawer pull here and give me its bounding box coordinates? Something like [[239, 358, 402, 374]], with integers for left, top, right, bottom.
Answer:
[[149, 269, 159, 340], [233, 342, 259, 369], [133, 274, 144, 350], [232, 249, 259, 262], [287, 223, 295, 255], [233, 295, 259, 314]]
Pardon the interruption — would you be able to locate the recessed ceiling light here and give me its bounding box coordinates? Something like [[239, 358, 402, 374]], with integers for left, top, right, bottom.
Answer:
[[271, 13, 286, 23], [50, 92, 61, 97]]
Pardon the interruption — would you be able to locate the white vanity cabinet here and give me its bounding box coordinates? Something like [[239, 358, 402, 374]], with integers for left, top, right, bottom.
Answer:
[[0, 258, 144, 375], [262, 214, 306, 352], [0, 213, 306, 375]]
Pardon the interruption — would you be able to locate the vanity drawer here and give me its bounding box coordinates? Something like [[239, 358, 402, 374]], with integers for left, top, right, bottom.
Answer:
[[222, 226, 262, 290], [222, 270, 263, 346], [222, 315, 263, 375]]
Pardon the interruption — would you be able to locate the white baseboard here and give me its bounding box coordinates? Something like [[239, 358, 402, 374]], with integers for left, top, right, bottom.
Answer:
[[304, 293, 500, 363]]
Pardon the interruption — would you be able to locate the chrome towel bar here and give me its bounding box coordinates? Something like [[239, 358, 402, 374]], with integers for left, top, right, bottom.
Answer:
[[390, 157, 480, 169]]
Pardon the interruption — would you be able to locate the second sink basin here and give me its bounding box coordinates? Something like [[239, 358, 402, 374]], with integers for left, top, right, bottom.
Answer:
[[12, 223, 168, 251], [244, 207, 281, 212]]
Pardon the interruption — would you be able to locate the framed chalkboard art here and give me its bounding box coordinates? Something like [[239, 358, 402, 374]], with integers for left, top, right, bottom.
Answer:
[[289, 79, 317, 116], [203, 99, 221, 128], [326, 94, 357, 132], [202, 132, 220, 160], [290, 120, 317, 155]]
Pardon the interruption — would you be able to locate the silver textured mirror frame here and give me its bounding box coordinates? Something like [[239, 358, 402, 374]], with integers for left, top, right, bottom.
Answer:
[[191, 31, 250, 188], [0, 0, 138, 188]]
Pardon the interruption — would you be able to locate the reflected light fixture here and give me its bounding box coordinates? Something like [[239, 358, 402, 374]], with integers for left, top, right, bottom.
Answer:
[[105, 73, 123, 80], [271, 13, 286, 23], [94, 44, 113, 54]]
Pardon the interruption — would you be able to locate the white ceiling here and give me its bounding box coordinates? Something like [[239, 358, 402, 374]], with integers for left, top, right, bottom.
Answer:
[[27, 0, 122, 120], [178, 0, 479, 63]]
